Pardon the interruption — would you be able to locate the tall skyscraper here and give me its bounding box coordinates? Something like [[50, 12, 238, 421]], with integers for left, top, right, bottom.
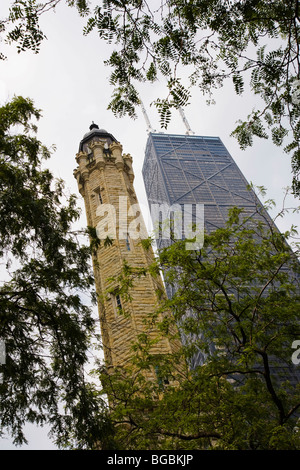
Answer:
[[142, 131, 273, 305], [73, 124, 180, 378], [142, 132, 300, 379], [142, 132, 269, 246]]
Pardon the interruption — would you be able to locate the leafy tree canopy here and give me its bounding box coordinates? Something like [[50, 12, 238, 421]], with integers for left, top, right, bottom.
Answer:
[[1, 2, 300, 451], [0, 97, 299, 450], [101, 203, 300, 450], [1, 0, 300, 194], [0, 96, 114, 449]]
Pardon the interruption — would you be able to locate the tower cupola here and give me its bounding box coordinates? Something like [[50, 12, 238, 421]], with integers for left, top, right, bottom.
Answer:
[[78, 122, 118, 153]]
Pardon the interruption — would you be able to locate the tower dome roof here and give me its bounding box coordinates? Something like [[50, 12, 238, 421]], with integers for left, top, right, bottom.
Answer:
[[79, 122, 118, 152]]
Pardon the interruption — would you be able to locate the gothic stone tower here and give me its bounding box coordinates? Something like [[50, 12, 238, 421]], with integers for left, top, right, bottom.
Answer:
[[73, 123, 180, 375]]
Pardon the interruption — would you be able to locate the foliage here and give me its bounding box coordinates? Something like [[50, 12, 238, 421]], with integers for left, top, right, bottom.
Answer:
[[101, 204, 300, 450], [1, 1, 300, 450], [0, 96, 114, 449], [1, 0, 300, 194], [0, 97, 299, 450]]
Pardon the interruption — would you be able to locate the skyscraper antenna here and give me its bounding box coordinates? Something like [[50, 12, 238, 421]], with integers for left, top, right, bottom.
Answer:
[[178, 107, 195, 135], [139, 99, 156, 134]]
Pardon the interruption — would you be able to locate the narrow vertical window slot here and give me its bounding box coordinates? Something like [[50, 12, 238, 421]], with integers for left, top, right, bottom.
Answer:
[[125, 233, 131, 251], [111, 291, 123, 319], [116, 294, 122, 312]]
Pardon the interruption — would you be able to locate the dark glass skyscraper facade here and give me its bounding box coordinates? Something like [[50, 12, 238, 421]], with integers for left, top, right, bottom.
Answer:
[[142, 132, 266, 367], [142, 132, 300, 381], [142, 132, 268, 245]]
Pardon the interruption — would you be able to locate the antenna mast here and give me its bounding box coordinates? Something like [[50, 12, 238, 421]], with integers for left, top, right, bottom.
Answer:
[[140, 100, 156, 134], [178, 107, 195, 135]]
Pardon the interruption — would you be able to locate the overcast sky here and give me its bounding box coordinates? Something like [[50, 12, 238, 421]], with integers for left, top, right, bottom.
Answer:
[[0, 0, 299, 449]]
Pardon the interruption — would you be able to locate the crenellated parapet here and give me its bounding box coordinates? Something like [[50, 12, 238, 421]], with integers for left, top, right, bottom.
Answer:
[[74, 137, 134, 188]]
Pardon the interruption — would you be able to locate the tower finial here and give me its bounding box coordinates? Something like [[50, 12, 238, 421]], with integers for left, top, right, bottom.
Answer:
[[89, 122, 99, 131]]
